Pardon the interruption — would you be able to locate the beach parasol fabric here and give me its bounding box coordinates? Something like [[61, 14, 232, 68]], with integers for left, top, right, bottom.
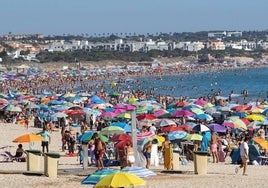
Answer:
[[137, 131, 155, 141], [94, 171, 146, 188], [162, 126, 185, 133], [185, 134, 203, 141], [207, 124, 227, 133], [116, 112, 131, 119], [13, 133, 44, 143], [52, 112, 68, 118], [137, 114, 157, 121], [81, 169, 118, 185], [100, 126, 125, 135], [192, 124, 210, 132], [121, 166, 156, 178], [155, 119, 176, 127], [172, 110, 194, 117], [110, 133, 131, 141], [78, 132, 108, 143], [253, 137, 268, 150], [245, 114, 265, 122], [168, 131, 188, 140]]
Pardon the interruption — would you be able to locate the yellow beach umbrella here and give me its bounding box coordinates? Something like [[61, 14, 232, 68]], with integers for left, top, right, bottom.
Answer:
[[186, 134, 203, 141], [154, 135, 165, 146], [246, 114, 265, 122], [94, 171, 146, 188]]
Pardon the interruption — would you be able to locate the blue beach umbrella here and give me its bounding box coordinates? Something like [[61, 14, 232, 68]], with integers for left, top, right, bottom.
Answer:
[[81, 169, 118, 185], [168, 131, 188, 140]]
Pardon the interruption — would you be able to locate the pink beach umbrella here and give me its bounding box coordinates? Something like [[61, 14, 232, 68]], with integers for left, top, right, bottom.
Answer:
[[102, 111, 117, 118], [172, 110, 194, 118], [137, 131, 155, 141], [194, 99, 208, 106]]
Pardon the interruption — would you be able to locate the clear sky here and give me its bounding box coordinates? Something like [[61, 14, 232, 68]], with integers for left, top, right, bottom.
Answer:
[[1, 0, 267, 36]]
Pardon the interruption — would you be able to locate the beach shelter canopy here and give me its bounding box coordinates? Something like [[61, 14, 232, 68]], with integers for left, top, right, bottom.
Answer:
[[81, 169, 118, 185], [207, 124, 227, 133], [100, 126, 125, 135], [172, 110, 194, 118], [13, 133, 44, 143], [94, 171, 146, 188], [192, 124, 210, 132], [155, 119, 176, 127], [185, 134, 203, 141]]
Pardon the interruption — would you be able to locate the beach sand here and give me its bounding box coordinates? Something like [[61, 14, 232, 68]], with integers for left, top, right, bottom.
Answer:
[[0, 121, 268, 188]]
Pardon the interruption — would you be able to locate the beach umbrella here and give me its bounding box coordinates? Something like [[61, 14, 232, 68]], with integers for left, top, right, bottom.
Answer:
[[232, 119, 248, 130], [192, 124, 210, 132], [172, 110, 194, 118], [52, 112, 68, 118], [110, 133, 131, 142], [247, 121, 261, 129], [232, 112, 247, 118], [137, 114, 157, 121], [114, 139, 133, 149], [194, 99, 208, 106], [116, 112, 131, 119], [100, 126, 125, 135], [13, 134, 44, 143], [246, 114, 265, 122], [137, 131, 155, 141], [81, 169, 119, 185], [121, 166, 156, 178], [78, 132, 108, 143], [168, 131, 188, 140], [153, 109, 169, 117], [155, 119, 176, 127], [5, 105, 22, 112], [26, 102, 40, 109], [253, 137, 268, 150], [185, 134, 203, 141], [94, 172, 146, 188], [102, 111, 117, 118], [190, 108, 204, 115], [207, 124, 227, 133], [154, 135, 165, 146], [66, 109, 85, 116], [162, 126, 186, 133], [195, 113, 213, 121], [204, 107, 217, 115]]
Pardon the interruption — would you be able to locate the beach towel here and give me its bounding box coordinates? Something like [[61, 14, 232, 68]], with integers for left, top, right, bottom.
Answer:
[[164, 147, 173, 170]]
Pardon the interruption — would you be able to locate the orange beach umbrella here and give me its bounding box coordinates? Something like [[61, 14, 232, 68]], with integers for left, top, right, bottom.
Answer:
[[13, 133, 44, 143]]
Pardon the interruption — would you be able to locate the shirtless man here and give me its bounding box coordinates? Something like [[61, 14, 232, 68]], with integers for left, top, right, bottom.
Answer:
[[143, 140, 153, 169], [92, 133, 106, 170]]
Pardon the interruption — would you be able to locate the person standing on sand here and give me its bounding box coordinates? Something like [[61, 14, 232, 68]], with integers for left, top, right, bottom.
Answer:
[[39, 127, 51, 153], [143, 140, 153, 169], [235, 137, 249, 175], [210, 131, 220, 163], [92, 133, 106, 170]]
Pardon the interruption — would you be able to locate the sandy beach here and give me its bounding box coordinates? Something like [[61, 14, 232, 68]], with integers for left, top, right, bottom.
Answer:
[[0, 121, 268, 188]]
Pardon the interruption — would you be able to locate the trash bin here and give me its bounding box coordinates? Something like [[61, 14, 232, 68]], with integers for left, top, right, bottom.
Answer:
[[44, 152, 60, 178], [193, 151, 208, 175], [173, 150, 180, 170], [26, 150, 42, 172]]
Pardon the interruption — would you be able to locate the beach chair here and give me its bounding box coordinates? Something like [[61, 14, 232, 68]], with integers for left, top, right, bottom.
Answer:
[[0, 146, 15, 162]]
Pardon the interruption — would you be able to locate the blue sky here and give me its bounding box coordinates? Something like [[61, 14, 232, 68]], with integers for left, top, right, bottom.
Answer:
[[1, 0, 267, 36]]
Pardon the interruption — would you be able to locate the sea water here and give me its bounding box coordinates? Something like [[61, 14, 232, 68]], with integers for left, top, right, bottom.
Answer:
[[110, 67, 268, 103]]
